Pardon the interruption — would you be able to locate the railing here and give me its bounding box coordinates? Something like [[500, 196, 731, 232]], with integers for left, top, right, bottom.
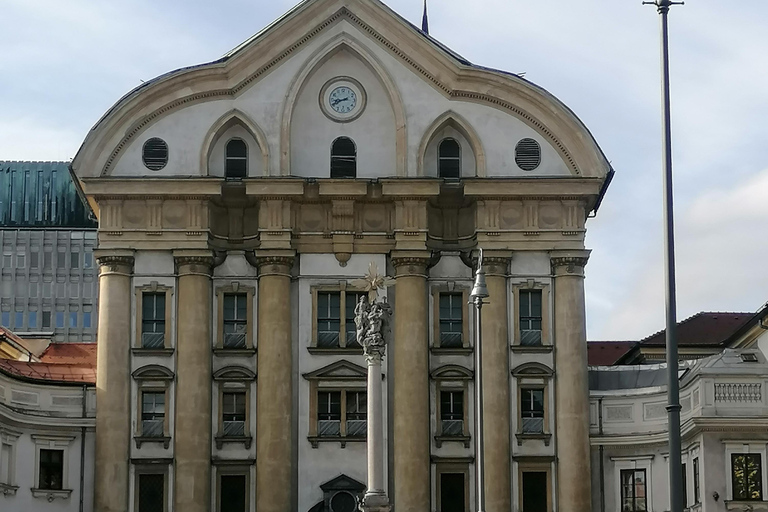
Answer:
[[346, 420, 367, 437], [223, 333, 246, 349], [522, 417, 544, 434], [319, 419, 341, 436], [520, 330, 542, 346], [441, 419, 464, 436], [317, 331, 340, 348], [714, 383, 762, 403], [440, 332, 463, 348], [223, 420, 245, 437], [141, 332, 164, 349], [142, 419, 164, 437]]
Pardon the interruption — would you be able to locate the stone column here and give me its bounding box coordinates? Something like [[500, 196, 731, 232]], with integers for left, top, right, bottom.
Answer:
[[481, 255, 512, 512], [552, 251, 592, 512], [94, 252, 134, 512], [255, 253, 295, 512], [391, 253, 430, 512], [173, 253, 214, 512]]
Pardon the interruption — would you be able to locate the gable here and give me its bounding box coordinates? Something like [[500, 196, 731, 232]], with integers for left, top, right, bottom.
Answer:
[[72, 0, 611, 184]]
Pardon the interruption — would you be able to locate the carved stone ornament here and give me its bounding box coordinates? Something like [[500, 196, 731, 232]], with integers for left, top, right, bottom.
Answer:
[[254, 255, 295, 275], [551, 256, 589, 275], [174, 255, 214, 275], [96, 255, 134, 273], [391, 257, 430, 277], [354, 295, 392, 365]]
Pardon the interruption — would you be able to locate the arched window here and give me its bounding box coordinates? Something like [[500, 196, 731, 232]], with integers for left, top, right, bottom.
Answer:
[[225, 139, 248, 179], [330, 137, 356, 178], [438, 138, 461, 178]]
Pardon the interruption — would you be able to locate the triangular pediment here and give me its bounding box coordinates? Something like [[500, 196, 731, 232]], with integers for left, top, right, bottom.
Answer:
[[303, 359, 367, 381], [319, 473, 366, 492]]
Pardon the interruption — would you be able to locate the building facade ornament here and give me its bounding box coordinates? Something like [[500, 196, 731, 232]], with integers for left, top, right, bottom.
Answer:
[[95, 254, 134, 274], [551, 254, 590, 277], [174, 255, 214, 275], [354, 296, 392, 365]]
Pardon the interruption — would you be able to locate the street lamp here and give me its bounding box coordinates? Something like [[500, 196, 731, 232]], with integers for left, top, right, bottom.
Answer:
[[470, 249, 489, 512], [643, 1, 684, 511]]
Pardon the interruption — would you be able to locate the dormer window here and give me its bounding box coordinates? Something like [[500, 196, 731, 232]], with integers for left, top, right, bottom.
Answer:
[[225, 139, 248, 179], [438, 138, 460, 178], [331, 137, 356, 178]]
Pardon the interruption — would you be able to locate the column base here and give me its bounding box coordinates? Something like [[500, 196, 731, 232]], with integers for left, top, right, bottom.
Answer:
[[360, 491, 391, 512]]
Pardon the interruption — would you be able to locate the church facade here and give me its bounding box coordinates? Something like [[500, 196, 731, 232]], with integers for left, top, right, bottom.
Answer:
[[70, 1, 612, 511]]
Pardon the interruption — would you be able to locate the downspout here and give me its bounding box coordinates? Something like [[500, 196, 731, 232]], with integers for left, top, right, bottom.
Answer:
[[79, 384, 87, 512], [598, 396, 605, 512]]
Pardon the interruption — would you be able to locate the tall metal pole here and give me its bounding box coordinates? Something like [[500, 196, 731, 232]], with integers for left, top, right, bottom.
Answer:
[[471, 250, 489, 512], [644, 1, 683, 511]]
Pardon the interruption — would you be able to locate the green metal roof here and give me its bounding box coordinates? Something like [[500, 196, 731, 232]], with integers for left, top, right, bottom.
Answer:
[[0, 161, 96, 228]]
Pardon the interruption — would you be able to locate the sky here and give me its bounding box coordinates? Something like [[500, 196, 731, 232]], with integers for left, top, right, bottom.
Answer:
[[1, 0, 767, 341]]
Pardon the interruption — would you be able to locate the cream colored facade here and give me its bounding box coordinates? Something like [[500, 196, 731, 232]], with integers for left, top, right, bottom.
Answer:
[[70, 0, 612, 510]]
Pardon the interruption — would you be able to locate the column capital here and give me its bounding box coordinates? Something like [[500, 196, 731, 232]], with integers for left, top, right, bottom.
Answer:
[[252, 250, 295, 276], [390, 251, 432, 278], [173, 250, 214, 276], [95, 250, 135, 274], [550, 250, 591, 277]]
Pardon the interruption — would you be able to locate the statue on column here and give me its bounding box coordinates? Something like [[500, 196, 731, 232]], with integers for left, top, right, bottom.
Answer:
[[351, 263, 394, 363]]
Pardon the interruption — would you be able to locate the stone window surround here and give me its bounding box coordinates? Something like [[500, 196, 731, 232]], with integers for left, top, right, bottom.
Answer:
[[0, 428, 21, 496], [213, 461, 253, 512], [433, 457, 471, 512], [609, 455, 654, 512], [132, 365, 174, 449], [303, 360, 369, 448], [308, 282, 365, 354], [213, 366, 256, 449], [512, 362, 553, 446], [214, 282, 256, 355], [516, 457, 554, 512], [722, 441, 768, 507], [133, 282, 174, 355], [510, 280, 552, 353], [431, 365, 472, 448], [132, 461, 171, 512], [30, 433, 76, 501], [430, 283, 471, 355]]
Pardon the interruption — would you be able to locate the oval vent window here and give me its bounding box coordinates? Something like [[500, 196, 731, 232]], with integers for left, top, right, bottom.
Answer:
[[142, 138, 168, 171], [515, 138, 541, 171], [330, 491, 356, 512]]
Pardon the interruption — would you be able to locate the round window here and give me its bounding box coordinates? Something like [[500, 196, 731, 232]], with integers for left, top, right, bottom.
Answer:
[[330, 491, 357, 512], [142, 137, 169, 171], [515, 138, 541, 171]]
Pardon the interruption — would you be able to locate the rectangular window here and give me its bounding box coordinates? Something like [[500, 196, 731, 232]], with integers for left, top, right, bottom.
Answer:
[[0, 312, 8, 328], [16, 252, 25, 269], [55, 312, 64, 329], [141, 293, 166, 348], [318, 391, 342, 437], [141, 392, 165, 438], [28, 311, 37, 329], [519, 290, 543, 346], [219, 474, 247, 512], [682, 463, 687, 508], [71, 251, 79, 269], [522, 471, 548, 512], [223, 293, 247, 348], [440, 390, 464, 436], [0, 443, 11, 484], [222, 392, 246, 437], [14, 311, 23, 329], [346, 391, 367, 438], [83, 312, 92, 329], [69, 311, 78, 328], [44, 250, 52, 269], [439, 293, 463, 347], [317, 292, 341, 347], [732, 453, 762, 501], [345, 291, 365, 347], [620, 469, 647, 512], [83, 252, 93, 269], [38, 449, 64, 490], [30, 249, 39, 269], [521, 388, 545, 433], [42, 311, 51, 329], [57, 251, 66, 269], [138, 473, 164, 512], [440, 472, 466, 512], [693, 457, 700, 504]]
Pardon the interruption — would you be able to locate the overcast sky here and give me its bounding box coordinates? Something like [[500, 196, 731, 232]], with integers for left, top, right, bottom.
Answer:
[[1, 0, 766, 341]]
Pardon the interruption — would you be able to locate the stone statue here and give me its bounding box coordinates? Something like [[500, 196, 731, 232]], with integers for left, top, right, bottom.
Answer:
[[354, 294, 391, 363]]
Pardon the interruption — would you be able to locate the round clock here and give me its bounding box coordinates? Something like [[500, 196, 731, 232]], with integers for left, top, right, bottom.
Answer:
[[320, 77, 366, 122]]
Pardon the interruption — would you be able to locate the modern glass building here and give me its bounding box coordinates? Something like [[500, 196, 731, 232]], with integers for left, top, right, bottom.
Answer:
[[0, 161, 98, 342]]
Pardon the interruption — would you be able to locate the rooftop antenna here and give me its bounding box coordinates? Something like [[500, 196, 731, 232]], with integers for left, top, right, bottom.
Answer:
[[421, 0, 429, 34]]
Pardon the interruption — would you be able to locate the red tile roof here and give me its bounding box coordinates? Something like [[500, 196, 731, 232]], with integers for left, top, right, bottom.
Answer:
[[0, 341, 96, 385], [640, 312, 753, 346], [39, 343, 97, 366], [587, 341, 636, 366]]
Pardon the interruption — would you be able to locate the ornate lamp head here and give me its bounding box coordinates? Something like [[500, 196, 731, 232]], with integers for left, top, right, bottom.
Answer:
[[470, 248, 489, 300]]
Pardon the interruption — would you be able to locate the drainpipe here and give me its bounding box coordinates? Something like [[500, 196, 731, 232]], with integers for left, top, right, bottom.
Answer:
[[79, 384, 87, 512], [598, 397, 605, 512]]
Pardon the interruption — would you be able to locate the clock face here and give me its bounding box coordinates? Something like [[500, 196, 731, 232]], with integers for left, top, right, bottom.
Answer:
[[329, 86, 357, 114]]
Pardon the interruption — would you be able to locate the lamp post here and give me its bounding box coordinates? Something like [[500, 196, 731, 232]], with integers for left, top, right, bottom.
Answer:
[[470, 249, 489, 512], [643, 1, 684, 511]]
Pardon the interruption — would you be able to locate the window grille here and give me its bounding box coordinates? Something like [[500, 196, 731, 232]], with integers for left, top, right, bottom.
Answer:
[[515, 138, 541, 171], [142, 138, 168, 171]]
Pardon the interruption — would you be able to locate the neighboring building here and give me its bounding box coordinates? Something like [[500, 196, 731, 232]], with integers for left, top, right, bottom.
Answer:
[[0, 340, 96, 511], [69, 1, 615, 512], [0, 161, 98, 342], [590, 349, 768, 512]]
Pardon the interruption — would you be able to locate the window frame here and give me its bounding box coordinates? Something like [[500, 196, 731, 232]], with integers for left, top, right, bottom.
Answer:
[[693, 456, 700, 504], [610, 456, 653, 512], [133, 463, 169, 512], [434, 461, 470, 512], [213, 366, 256, 450], [330, 136, 357, 179], [30, 434, 75, 501], [731, 453, 763, 502], [620, 468, 648, 512], [724, 442, 768, 503], [431, 365, 472, 448], [431, 284, 471, 354], [511, 282, 551, 351], [309, 284, 365, 353], [225, 138, 248, 179], [0, 429, 21, 496], [512, 363, 553, 446], [518, 462, 553, 512], [134, 283, 174, 354], [132, 365, 174, 449], [215, 283, 255, 353], [438, 137, 462, 179], [215, 466, 251, 512]]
